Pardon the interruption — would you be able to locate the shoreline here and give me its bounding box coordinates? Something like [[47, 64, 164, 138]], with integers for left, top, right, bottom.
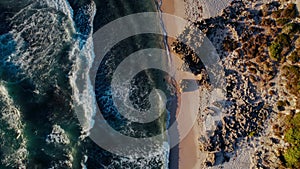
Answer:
[[160, 1, 204, 169]]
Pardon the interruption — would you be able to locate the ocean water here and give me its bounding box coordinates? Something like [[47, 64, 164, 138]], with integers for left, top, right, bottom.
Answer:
[[0, 0, 172, 168]]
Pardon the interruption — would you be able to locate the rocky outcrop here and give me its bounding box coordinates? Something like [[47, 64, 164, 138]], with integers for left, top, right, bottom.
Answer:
[[172, 0, 299, 168]]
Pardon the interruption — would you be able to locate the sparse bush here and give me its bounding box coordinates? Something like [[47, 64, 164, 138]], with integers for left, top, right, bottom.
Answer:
[[262, 4, 271, 16], [281, 65, 300, 95], [261, 18, 276, 26], [285, 127, 300, 144], [277, 100, 286, 111], [281, 3, 298, 19], [272, 9, 283, 18], [264, 1, 280, 17], [277, 100, 285, 107], [288, 50, 300, 63], [222, 37, 239, 52], [272, 3, 298, 19]]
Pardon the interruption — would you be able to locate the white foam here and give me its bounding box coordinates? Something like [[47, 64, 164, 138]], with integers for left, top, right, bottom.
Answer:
[[0, 83, 27, 168], [69, 39, 96, 135], [41, 0, 74, 18], [69, 3, 97, 136], [7, 0, 76, 91]]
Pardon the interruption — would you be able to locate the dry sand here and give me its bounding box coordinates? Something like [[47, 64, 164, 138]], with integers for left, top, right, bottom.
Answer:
[[160, 0, 185, 49], [199, 0, 232, 19], [160, 0, 185, 18], [161, 1, 205, 169], [167, 49, 207, 169], [160, 0, 231, 169]]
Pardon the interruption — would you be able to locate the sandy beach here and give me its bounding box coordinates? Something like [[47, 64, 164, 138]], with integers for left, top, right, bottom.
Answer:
[[160, 0, 232, 168], [161, 1, 204, 169], [161, 0, 299, 169]]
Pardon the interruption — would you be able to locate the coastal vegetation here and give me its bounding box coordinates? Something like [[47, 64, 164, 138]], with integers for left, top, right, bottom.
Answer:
[[284, 113, 300, 168], [247, 2, 300, 167], [269, 41, 283, 61], [282, 23, 300, 35], [271, 3, 300, 168], [214, 1, 299, 167], [269, 33, 291, 61]]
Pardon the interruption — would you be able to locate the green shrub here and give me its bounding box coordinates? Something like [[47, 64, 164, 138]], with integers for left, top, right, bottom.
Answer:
[[248, 131, 256, 137], [269, 42, 283, 61], [269, 33, 292, 59], [282, 23, 300, 35], [276, 33, 291, 47], [285, 127, 300, 145], [284, 113, 300, 168], [284, 146, 300, 168], [276, 18, 291, 26]]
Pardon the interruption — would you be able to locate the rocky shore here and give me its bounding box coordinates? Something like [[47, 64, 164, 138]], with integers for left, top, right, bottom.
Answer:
[[169, 0, 300, 168]]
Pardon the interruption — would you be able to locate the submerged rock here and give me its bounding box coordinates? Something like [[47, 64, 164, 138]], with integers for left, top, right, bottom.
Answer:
[[46, 124, 70, 145]]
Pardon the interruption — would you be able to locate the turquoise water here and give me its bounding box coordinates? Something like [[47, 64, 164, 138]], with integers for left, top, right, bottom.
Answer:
[[0, 0, 173, 168]]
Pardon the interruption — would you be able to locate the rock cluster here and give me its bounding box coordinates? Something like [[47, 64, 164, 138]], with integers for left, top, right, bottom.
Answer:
[[46, 124, 70, 144]]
